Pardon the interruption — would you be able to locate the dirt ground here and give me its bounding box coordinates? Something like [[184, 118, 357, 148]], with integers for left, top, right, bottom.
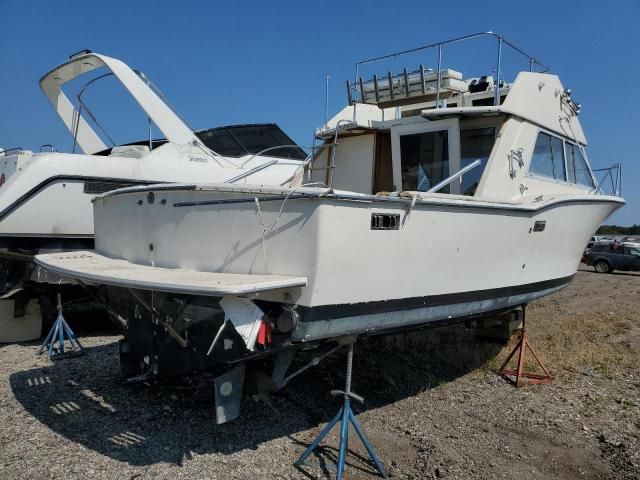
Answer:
[[0, 266, 638, 479]]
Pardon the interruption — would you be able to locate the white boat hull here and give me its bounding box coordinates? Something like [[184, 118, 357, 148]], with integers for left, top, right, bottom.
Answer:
[[90, 185, 622, 340], [0, 151, 302, 241]]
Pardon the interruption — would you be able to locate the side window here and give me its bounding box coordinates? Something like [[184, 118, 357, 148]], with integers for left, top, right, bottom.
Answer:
[[565, 143, 595, 188], [529, 132, 566, 180], [460, 128, 495, 196]]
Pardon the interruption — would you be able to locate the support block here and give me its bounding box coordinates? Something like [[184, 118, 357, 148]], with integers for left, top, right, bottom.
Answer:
[[468, 308, 524, 341], [0, 289, 42, 343]]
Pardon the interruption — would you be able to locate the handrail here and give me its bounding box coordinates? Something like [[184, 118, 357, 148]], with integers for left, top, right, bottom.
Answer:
[[328, 120, 353, 188], [239, 145, 309, 168], [351, 31, 549, 108], [224, 159, 279, 184], [426, 159, 482, 193], [136, 70, 234, 166], [593, 162, 623, 196], [136, 70, 233, 167], [40, 144, 55, 152], [73, 72, 117, 152], [354, 32, 547, 71], [135, 70, 197, 134], [0, 147, 25, 156]]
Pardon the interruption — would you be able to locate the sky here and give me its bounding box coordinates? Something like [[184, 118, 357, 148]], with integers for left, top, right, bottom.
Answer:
[[1, 0, 638, 225]]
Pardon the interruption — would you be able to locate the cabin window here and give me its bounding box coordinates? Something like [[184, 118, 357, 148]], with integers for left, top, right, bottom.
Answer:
[[399, 130, 450, 192], [460, 128, 495, 195], [530, 132, 566, 180], [565, 142, 595, 188]]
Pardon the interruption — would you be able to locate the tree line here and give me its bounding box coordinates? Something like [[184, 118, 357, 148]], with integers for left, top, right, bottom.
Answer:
[[597, 224, 640, 235]]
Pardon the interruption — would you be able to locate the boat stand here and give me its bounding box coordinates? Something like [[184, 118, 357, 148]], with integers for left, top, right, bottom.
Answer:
[[37, 294, 85, 360], [295, 341, 387, 479], [498, 308, 551, 386]]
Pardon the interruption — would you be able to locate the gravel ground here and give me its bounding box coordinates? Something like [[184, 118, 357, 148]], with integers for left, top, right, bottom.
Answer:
[[0, 267, 638, 479]]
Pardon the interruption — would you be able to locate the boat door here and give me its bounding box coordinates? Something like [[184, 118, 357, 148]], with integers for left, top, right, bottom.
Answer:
[[390, 119, 461, 193]]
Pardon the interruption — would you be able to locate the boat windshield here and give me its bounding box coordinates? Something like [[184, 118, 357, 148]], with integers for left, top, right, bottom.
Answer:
[[197, 124, 307, 160], [94, 123, 307, 159]]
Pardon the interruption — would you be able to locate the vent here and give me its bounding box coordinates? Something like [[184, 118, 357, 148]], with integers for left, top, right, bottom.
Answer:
[[533, 220, 546, 232], [83, 180, 141, 194], [371, 213, 400, 230]]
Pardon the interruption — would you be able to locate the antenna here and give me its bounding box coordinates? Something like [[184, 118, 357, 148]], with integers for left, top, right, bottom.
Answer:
[[324, 75, 330, 125]]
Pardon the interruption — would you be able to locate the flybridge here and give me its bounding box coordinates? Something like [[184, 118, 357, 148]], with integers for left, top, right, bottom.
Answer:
[[316, 31, 587, 158], [346, 31, 549, 109]]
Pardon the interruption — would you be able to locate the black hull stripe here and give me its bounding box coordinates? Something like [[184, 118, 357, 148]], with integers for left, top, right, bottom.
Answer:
[[0, 175, 159, 223], [297, 274, 575, 323]]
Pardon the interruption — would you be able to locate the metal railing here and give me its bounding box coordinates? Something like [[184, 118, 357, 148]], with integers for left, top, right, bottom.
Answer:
[[426, 159, 482, 193], [229, 145, 315, 184], [593, 163, 622, 196], [239, 145, 309, 167], [348, 31, 549, 108], [73, 72, 118, 152], [0, 147, 25, 156], [224, 159, 279, 184]]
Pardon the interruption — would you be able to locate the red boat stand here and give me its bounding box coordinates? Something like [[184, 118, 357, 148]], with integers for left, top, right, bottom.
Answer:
[[498, 309, 552, 387]]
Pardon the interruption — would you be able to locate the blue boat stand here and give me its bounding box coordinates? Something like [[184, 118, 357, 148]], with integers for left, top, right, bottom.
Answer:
[[37, 293, 85, 360], [295, 342, 387, 479]]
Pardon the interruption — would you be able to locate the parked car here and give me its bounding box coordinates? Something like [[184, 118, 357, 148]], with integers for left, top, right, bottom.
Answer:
[[583, 242, 640, 273], [586, 235, 612, 249]]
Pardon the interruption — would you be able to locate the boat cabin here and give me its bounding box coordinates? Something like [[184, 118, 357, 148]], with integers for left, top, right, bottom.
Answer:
[[309, 33, 606, 202]]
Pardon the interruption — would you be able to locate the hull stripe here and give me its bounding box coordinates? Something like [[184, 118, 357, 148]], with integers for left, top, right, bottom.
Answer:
[[297, 274, 575, 323]]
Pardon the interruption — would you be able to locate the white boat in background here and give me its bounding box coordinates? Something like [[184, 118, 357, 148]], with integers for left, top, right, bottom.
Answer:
[[0, 50, 307, 289], [36, 33, 624, 423]]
